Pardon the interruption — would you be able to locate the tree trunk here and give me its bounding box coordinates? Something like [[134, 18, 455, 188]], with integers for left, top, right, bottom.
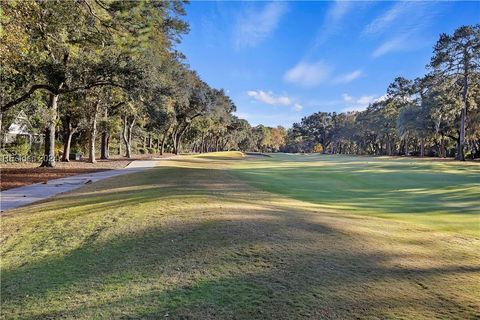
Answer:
[[457, 106, 466, 161], [41, 93, 59, 167], [61, 116, 76, 162], [172, 127, 178, 155], [386, 136, 392, 156], [473, 139, 480, 159], [122, 115, 132, 158], [172, 125, 185, 155], [62, 127, 76, 162], [175, 133, 182, 155], [119, 131, 123, 155], [174, 125, 188, 155], [457, 62, 469, 161], [455, 134, 463, 161], [0, 112, 2, 148], [128, 119, 134, 151], [100, 131, 109, 160], [160, 132, 168, 155], [420, 138, 425, 157], [404, 135, 409, 156], [88, 102, 99, 163], [100, 107, 109, 160], [440, 135, 445, 158]]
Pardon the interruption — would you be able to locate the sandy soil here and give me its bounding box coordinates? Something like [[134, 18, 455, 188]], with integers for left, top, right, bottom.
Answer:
[[0, 161, 129, 191], [0, 154, 176, 191]]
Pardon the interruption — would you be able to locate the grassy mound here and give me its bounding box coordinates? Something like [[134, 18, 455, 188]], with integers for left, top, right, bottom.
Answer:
[[194, 151, 245, 160]]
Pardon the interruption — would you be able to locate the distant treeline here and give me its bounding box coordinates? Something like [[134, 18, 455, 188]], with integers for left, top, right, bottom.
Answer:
[[1, 2, 478, 164], [284, 25, 480, 160]]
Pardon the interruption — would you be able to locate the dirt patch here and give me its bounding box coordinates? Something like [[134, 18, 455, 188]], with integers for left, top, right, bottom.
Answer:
[[0, 153, 175, 191], [0, 160, 132, 191], [0, 168, 114, 190]]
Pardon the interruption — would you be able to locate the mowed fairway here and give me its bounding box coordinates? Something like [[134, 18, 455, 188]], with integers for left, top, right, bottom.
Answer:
[[1, 152, 479, 319]]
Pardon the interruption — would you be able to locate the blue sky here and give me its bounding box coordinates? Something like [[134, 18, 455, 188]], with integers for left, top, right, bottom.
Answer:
[[178, 1, 480, 127]]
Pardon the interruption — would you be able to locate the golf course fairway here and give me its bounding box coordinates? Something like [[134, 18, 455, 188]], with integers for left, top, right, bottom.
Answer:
[[1, 152, 479, 319]]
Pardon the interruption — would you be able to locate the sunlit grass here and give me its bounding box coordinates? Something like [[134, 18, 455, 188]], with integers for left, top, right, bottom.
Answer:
[[228, 153, 480, 236], [193, 151, 245, 160]]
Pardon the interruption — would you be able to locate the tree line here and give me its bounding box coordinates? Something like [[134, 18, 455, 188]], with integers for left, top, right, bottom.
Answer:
[[285, 25, 480, 160], [1, 3, 477, 164], [1, 0, 277, 167]]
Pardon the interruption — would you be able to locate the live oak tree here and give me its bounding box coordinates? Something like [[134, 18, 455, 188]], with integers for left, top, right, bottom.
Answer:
[[0, 0, 189, 165], [1, 1, 123, 166], [383, 77, 414, 155], [169, 69, 212, 154]]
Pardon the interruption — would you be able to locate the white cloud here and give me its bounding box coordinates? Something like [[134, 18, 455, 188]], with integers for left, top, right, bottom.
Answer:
[[342, 93, 353, 102], [341, 94, 376, 113], [356, 95, 375, 106], [365, 2, 443, 58], [363, 2, 439, 37], [283, 61, 332, 87], [293, 103, 303, 112], [247, 90, 304, 113], [284, 62, 363, 86], [363, 2, 413, 36], [374, 94, 389, 103], [342, 105, 368, 113], [234, 111, 300, 127], [247, 90, 292, 106], [311, 1, 355, 49], [372, 36, 407, 58], [234, 2, 287, 49], [334, 70, 363, 84], [328, 1, 352, 21]]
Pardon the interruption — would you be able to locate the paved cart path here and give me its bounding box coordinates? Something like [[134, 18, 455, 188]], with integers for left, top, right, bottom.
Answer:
[[0, 160, 161, 212]]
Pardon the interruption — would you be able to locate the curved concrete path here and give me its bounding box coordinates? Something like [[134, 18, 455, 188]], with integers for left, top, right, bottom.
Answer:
[[0, 160, 162, 212]]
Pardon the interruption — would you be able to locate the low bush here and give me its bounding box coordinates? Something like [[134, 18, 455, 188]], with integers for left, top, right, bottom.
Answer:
[[0, 149, 11, 163], [312, 144, 324, 153], [6, 136, 30, 157]]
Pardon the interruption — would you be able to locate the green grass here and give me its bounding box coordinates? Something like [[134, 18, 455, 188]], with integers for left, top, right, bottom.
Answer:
[[231, 153, 480, 236], [1, 153, 479, 319]]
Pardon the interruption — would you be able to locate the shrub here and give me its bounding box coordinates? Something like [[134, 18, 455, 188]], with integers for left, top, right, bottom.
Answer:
[[70, 146, 84, 155], [312, 144, 324, 153], [138, 148, 146, 154], [0, 149, 11, 163], [6, 136, 30, 157], [54, 142, 63, 158], [147, 147, 157, 154], [29, 149, 44, 162]]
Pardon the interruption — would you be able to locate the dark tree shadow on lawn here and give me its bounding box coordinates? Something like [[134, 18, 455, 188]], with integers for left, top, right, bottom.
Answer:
[[2, 205, 479, 319]]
